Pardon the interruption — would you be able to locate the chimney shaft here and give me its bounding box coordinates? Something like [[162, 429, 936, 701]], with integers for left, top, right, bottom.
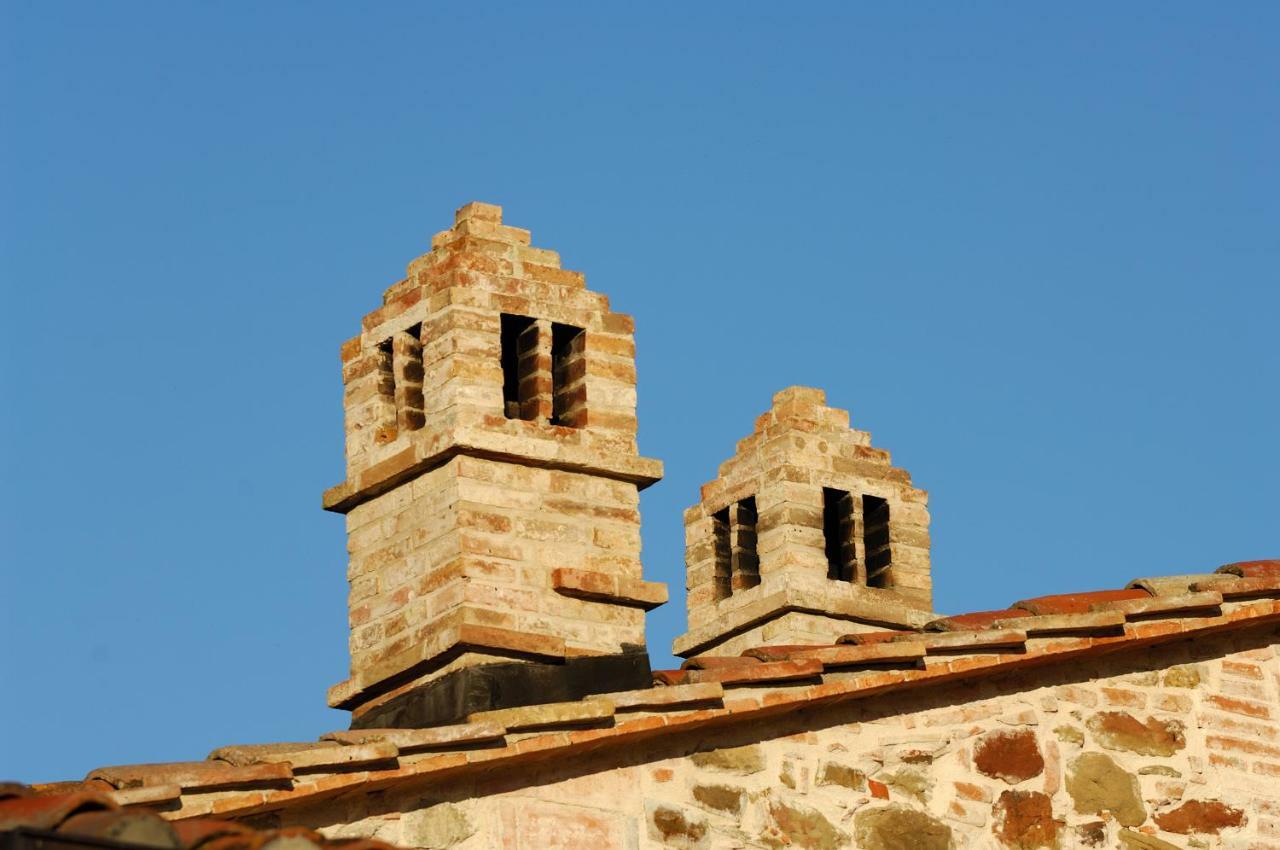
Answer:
[[324, 203, 665, 723], [673, 387, 934, 659]]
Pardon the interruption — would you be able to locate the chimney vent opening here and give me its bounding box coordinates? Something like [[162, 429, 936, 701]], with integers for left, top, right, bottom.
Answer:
[[863, 494, 892, 588], [500, 313, 538, 420], [823, 487, 856, 582]]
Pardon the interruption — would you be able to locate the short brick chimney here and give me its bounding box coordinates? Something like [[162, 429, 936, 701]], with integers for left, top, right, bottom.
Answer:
[[324, 202, 666, 725], [673, 387, 934, 658]]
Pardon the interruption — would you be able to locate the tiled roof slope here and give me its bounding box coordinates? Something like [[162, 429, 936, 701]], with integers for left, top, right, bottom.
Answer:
[[0, 783, 398, 850], [23, 560, 1280, 823]]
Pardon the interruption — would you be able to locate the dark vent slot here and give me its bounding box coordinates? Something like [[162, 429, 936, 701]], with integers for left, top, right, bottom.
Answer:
[[823, 487, 855, 582], [864, 495, 892, 588]]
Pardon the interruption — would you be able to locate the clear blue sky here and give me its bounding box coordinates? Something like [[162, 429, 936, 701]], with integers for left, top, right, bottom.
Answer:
[[2, 3, 1276, 783]]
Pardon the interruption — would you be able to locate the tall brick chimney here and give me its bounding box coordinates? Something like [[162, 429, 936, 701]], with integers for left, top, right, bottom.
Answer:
[[324, 202, 666, 726], [673, 387, 934, 659]]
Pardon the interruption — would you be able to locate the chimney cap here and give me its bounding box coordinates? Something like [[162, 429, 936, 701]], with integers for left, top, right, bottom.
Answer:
[[454, 201, 503, 226]]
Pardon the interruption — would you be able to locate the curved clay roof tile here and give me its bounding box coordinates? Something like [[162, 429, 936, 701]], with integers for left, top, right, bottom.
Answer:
[[0, 792, 116, 832], [59, 809, 181, 849]]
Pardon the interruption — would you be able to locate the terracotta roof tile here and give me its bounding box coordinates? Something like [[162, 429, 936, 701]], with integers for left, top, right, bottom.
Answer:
[[59, 809, 182, 848], [742, 642, 926, 667], [88, 762, 292, 792], [836, 630, 918, 645], [839, 628, 1026, 653], [685, 658, 823, 686], [208, 742, 397, 771], [606, 682, 724, 711], [1127, 574, 1227, 596], [25, 782, 111, 798], [918, 628, 1027, 653], [1217, 559, 1280, 580], [1012, 588, 1148, 615], [0, 792, 113, 831], [651, 669, 689, 686], [925, 609, 1025, 632], [0, 785, 29, 803], [989, 610, 1127, 635], [681, 656, 761, 671], [321, 721, 505, 752], [0, 787, 406, 850], [171, 818, 255, 850], [1091, 590, 1222, 618], [467, 697, 614, 732], [109, 784, 184, 808], [1202, 575, 1280, 598]]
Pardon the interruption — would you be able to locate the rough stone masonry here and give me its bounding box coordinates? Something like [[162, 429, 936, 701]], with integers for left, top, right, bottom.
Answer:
[[26, 203, 1280, 850]]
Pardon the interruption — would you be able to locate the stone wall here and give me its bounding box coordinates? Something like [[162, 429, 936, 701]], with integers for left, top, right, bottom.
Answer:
[[281, 624, 1279, 849]]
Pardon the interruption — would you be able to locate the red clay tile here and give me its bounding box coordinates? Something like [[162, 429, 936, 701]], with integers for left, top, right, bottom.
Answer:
[[1217, 559, 1280, 580], [652, 669, 689, 686], [26, 782, 108, 797], [744, 643, 926, 667], [681, 655, 762, 671], [0, 792, 115, 831], [1092, 591, 1222, 618], [0, 785, 31, 802], [1201, 576, 1280, 598], [108, 784, 183, 808], [686, 659, 823, 686], [991, 610, 1127, 635], [209, 742, 397, 771], [926, 609, 1024, 631], [172, 819, 255, 849], [87, 761, 292, 792], [1013, 588, 1147, 615], [322, 722, 505, 752], [916, 629, 1028, 654], [738, 645, 839, 662], [1129, 574, 1232, 596], [59, 809, 181, 848], [837, 631, 917, 645], [322, 840, 400, 850], [199, 831, 266, 850]]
